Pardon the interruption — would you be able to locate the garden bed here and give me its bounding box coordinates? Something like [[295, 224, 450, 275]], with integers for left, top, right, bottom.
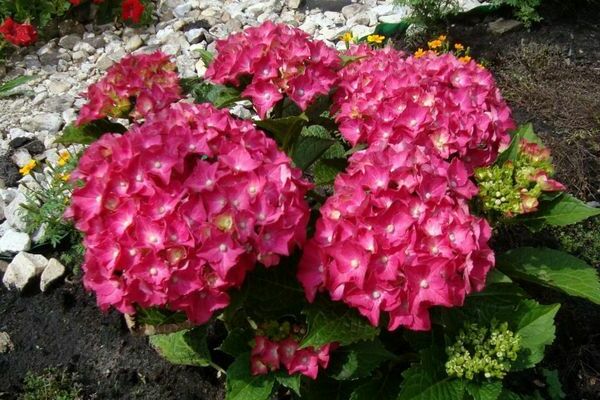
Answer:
[[1, 2, 600, 400]]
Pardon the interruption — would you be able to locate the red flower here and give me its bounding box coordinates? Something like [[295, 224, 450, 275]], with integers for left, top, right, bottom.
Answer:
[[69, 0, 82, 5], [0, 17, 37, 47], [121, 0, 145, 23]]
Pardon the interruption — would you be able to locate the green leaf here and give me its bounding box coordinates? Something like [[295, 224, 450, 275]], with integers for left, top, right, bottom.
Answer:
[[348, 372, 402, 400], [517, 194, 600, 231], [496, 123, 543, 165], [197, 49, 214, 66], [219, 328, 253, 358], [466, 381, 503, 400], [55, 120, 127, 145], [497, 247, 600, 304], [275, 372, 301, 396], [149, 327, 211, 367], [301, 376, 361, 400], [329, 338, 397, 380], [0, 75, 36, 97], [314, 158, 348, 186], [292, 133, 334, 170], [323, 142, 346, 159], [136, 308, 187, 326], [226, 353, 275, 400], [512, 300, 560, 370], [397, 348, 465, 400], [243, 262, 306, 320], [255, 114, 309, 150], [300, 299, 379, 349], [340, 55, 366, 66], [189, 82, 241, 108], [542, 369, 565, 400]]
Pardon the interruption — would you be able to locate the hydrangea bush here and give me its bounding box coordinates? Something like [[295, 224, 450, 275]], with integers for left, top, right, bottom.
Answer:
[[58, 23, 600, 400]]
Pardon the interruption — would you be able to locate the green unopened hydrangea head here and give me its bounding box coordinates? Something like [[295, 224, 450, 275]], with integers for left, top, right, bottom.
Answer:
[[445, 321, 521, 380], [475, 139, 565, 217]]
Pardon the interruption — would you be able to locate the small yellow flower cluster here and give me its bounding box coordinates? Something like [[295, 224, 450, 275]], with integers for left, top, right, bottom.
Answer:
[[58, 150, 71, 166], [340, 32, 353, 43], [366, 34, 385, 45], [416, 34, 484, 68], [19, 159, 37, 176]]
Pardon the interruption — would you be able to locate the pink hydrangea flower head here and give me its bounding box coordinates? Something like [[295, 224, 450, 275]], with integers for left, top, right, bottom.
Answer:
[[333, 47, 515, 169], [205, 21, 340, 118], [250, 334, 333, 379], [77, 51, 181, 125], [297, 142, 494, 331], [66, 102, 311, 324]]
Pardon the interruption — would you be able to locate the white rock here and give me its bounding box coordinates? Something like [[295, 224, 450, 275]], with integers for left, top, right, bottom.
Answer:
[[8, 128, 34, 141], [173, 2, 193, 18], [0, 332, 14, 354], [196, 59, 208, 78], [2, 251, 48, 290], [40, 258, 66, 292], [11, 148, 32, 168], [5, 192, 27, 231], [341, 4, 368, 20], [0, 230, 31, 253], [372, 4, 395, 17], [379, 12, 408, 24], [286, 0, 302, 9], [27, 113, 63, 134], [351, 25, 373, 39], [47, 79, 71, 95], [96, 53, 114, 70], [185, 29, 207, 44], [125, 35, 144, 51]]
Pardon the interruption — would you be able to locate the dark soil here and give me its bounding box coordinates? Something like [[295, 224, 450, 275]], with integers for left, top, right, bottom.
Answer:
[[0, 277, 225, 400]]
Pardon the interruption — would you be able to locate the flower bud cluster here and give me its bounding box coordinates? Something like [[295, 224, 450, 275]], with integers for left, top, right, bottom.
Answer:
[[445, 321, 521, 380], [475, 139, 565, 216]]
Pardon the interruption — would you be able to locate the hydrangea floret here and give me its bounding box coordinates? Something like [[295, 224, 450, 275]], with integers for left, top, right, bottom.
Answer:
[[65, 102, 311, 324], [297, 143, 494, 331], [333, 46, 515, 169], [205, 22, 340, 119], [445, 321, 522, 380], [77, 51, 181, 125], [250, 321, 334, 379], [475, 139, 565, 215]]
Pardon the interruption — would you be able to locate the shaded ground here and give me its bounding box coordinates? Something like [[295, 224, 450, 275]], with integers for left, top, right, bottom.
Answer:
[[0, 277, 224, 400]]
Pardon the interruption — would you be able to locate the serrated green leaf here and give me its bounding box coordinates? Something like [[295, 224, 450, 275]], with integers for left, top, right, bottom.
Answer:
[[255, 114, 309, 150], [190, 82, 241, 108], [219, 328, 253, 358], [466, 381, 503, 400], [300, 299, 379, 349], [348, 372, 401, 400], [55, 119, 127, 145], [512, 300, 560, 370], [323, 143, 346, 159], [497, 247, 600, 304], [301, 125, 333, 139], [275, 372, 301, 396], [149, 328, 211, 367], [397, 348, 465, 400], [314, 158, 347, 186], [542, 369, 565, 400], [292, 134, 334, 170], [517, 194, 600, 231], [330, 338, 397, 380], [226, 353, 275, 400]]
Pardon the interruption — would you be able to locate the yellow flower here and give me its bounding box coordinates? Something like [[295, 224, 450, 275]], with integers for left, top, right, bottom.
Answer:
[[454, 43, 465, 51], [427, 39, 443, 49], [477, 63, 486, 69], [367, 34, 385, 44], [438, 35, 447, 41], [459, 55, 472, 63], [60, 173, 71, 182], [19, 160, 37, 176], [340, 32, 353, 43], [58, 150, 70, 166], [414, 48, 427, 58]]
